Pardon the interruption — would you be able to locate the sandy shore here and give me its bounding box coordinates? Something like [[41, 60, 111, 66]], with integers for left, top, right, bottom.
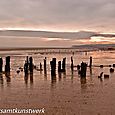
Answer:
[[0, 50, 115, 115]]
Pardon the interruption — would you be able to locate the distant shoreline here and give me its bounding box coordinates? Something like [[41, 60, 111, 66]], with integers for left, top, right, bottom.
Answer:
[[0, 46, 115, 52], [0, 44, 115, 51], [0, 47, 73, 51]]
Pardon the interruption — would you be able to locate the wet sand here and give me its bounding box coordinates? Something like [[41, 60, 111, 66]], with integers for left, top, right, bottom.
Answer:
[[0, 50, 115, 115]]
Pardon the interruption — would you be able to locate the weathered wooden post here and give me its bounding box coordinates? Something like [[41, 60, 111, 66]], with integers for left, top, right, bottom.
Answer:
[[50, 61, 53, 76], [0, 58, 3, 73], [24, 61, 28, 74], [89, 56, 92, 68], [26, 56, 29, 65], [71, 56, 73, 71], [52, 58, 56, 70], [58, 61, 61, 72], [40, 62, 42, 71], [50, 58, 56, 76], [44, 57, 47, 71], [44, 57, 47, 75], [5, 57, 11, 84], [29, 57, 33, 73], [62, 58, 66, 72], [80, 62, 87, 77], [104, 74, 109, 79], [110, 68, 114, 73], [51, 59, 57, 85], [5, 56, 10, 73], [77, 65, 80, 70], [50, 61, 55, 76], [113, 64, 115, 67], [24, 56, 29, 74]]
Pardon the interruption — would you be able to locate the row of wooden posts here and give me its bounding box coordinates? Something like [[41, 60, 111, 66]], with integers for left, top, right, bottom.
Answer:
[[1, 55, 115, 80], [50, 57, 66, 76], [0, 56, 93, 78], [24, 56, 34, 74], [23, 56, 89, 78], [0, 56, 10, 73]]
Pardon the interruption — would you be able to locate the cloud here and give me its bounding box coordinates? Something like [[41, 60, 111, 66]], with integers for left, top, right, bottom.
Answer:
[[0, 29, 115, 47], [0, 0, 115, 32], [0, 30, 96, 39]]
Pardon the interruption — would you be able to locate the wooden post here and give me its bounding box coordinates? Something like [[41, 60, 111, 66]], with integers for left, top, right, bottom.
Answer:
[[24, 61, 28, 74], [50, 61, 55, 76], [26, 56, 29, 65], [113, 64, 115, 67], [110, 68, 114, 73], [5, 56, 10, 73], [89, 56, 92, 68], [24, 56, 29, 74], [40, 62, 42, 71], [52, 58, 56, 70], [71, 56, 73, 71], [77, 65, 80, 70], [58, 61, 61, 72], [0, 58, 3, 73], [50, 58, 56, 76], [50, 61, 53, 76], [44, 57, 46, 71], [80, 62, 87, 77], [29, 57, 33, 73], [62, 58, 66, 72], [24, 56, 29, 84], [44, 57, 47, 76]]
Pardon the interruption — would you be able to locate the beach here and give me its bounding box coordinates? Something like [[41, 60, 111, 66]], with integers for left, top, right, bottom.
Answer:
[[0, 49, 115, 115]]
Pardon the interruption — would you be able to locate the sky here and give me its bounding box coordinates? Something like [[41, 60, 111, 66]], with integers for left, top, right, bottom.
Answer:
[[0, 0, 115, 47]]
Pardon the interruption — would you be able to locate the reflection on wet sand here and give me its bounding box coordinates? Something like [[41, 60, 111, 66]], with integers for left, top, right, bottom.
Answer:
[[44, 73, 47, 81], [63, 72, 66, 79], [0, 72, 11, 88], [0, 73, 3, 87], [24, 73, 29, 85], [90, 67, 92, 75], [5, 72, 11, 86], [30, 72, 33, 85], [44, 69, 47, 80], [24, 72, 34, 86], [51, 74, 56, 89], [80, 77, 87, 90], [71, 71, 74, 83], [58, 72, 62, 82]]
